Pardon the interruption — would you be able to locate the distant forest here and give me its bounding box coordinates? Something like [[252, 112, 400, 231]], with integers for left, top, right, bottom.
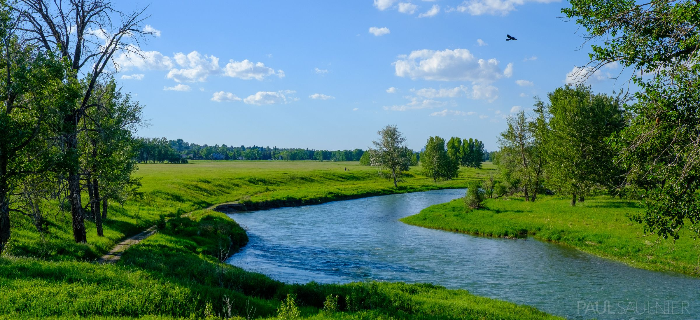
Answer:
[[136, 138, 367, 163]]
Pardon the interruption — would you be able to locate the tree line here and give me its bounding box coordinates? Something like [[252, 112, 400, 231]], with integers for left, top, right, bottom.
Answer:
[[136, 138, 367, 163], [0, 0, 148, 253]]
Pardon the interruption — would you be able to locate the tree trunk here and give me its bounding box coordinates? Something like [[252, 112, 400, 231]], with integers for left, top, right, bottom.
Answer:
[[85, 174, 94, 221], [102, 198, 108, 220], [524, 187, 530, 202], [0, 179, 10, 256], [66, 132, 87, 243], [579, 195, 585, 203], [93, 178, 103, 236], [392, 168, 397, 187], [571, 193, 577, 206]]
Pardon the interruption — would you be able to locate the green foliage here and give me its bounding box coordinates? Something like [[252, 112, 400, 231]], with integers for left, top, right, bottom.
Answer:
[[421, 136, 459, 182], [323, 294, 339, 314], [277, 294, 301, 320], [369, 125, 412, 187], [464, 181, 485, 210], [564, 0, 700, 238], [497, 111, 544, 202], [535, 85, 625, 206], [359, 152, 371, 166]]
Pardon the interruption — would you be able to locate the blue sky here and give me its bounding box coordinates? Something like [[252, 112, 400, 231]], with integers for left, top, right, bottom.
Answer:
[[114, 0, 628, 151]]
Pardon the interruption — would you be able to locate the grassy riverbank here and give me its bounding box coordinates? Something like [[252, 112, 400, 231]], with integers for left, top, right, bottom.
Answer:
[[402, 196, 700, 277], [1, 160, 563, 319]]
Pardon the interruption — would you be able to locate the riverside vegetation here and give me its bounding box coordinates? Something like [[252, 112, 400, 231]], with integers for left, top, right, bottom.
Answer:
[[1, 160, 564, 319]]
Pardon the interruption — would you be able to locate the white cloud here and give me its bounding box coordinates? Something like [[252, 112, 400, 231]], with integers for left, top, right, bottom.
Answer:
[[374, 0, 397, 10], [113, 45, 174, 71], [510, 105, 522, 113], [477, 39, 488, 46], [167, 51, 220, 83], [452, 0, 560, 16], [471, 84, 499, 102], [413, 86, 468, 98], [223, 59, 284, 80], [479, 114, 489, 119], [211, 91, 241, 102], [430, 109, 469, 117], [564, 66, 608, 85], [394, 48, 507, 82], [353, 108, 359, 111], [398, 2, 418, 14], [523, 56, 537, 62], [310, 93, 335, 100], [384, 97, 446, 111], [120, 74, 144, 80], [315, 68, 328, 74], [164, 84, 191, 91], [143, 25, 161, 37], [418, 4, 440, 17], [386, 87, 398, 93], [515, 79, 533, 86], [503, 63, 513, 78], [369, 27, 391, 36], [244, 91, 294, 105], [519, 93, 528, 97]]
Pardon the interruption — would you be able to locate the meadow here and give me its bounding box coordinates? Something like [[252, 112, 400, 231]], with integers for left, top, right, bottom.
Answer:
[[1, 160, 566, 319], [402, 195, 700, 276]]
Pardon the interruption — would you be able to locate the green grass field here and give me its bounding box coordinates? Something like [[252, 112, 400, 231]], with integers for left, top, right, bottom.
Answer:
[[402, 195, 700, 276], [1, 160, 565, 319]]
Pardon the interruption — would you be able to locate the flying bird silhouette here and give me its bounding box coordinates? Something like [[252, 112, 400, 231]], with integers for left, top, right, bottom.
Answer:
[[506, 34, 517, 41]]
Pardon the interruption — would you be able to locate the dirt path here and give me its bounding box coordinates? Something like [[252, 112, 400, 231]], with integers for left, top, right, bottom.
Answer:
[[97, 226, 158, 264]]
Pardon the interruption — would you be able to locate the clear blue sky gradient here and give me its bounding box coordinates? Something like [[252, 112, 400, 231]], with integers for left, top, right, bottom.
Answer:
[[115, 0, 630, 151]]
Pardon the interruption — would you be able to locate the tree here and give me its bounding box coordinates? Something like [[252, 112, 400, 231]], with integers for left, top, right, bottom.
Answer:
[[0, 5, 80, 254], [564, 0, 700, 238], [17, 0, 150, 243], [446, 137, 462, 166], [498, 111, 544, 202], [421, 136, 458, 182], [536, 86, 625, 206], [369, 125, 412, 187]]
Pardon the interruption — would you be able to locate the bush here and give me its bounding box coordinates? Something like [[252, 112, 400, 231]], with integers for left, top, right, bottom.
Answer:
[[464, 180, 485, 210]]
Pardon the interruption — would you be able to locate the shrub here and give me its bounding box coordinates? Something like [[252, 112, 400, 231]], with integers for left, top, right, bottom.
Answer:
[[464, 180, 485, 210], [277, 294, 300, 320]]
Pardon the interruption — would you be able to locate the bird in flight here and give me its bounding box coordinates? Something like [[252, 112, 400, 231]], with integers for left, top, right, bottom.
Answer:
[[506, 34, 517, 41]]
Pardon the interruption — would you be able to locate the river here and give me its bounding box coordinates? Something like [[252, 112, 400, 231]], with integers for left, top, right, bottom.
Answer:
[[226, 189, 699, 319]]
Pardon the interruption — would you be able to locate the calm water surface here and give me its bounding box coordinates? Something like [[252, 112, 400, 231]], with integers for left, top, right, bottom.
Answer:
[[226, 189, 700, 319]]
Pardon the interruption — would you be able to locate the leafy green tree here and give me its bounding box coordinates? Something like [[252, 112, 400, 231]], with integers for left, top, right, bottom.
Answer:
[[369, 125, 412, 187], [0, 10, 80, 254], [564, 0, 700, 238], [359, 152, 371, 166], [421, 136, 458, 182], [446, 137, 462, 166], [18, 0, 150, 243], [464, 180, 485, 210], [536, 85, 625, 206], [498, 111, 545, 202]]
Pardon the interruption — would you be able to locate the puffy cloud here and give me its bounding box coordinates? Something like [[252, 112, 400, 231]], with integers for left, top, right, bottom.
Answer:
[[113, 45, 174, 71], [510, 105, 522, 113], [369, 27, 391, 36], [143, 25, 161, 37], [164, 84, 191, 91], [167, 51, 220, 83], [120, 74, 144, 80], [211, 91, 241, 102], [418, 5, 440, 17], [386, 87, 398, 93], [451, 0, 560, 16], [515, 79, 533, 86], [471, 84, 499, 102], [394, 49, 508, 82], [398, 2, 418, 14], [374, 0, 397, 10], [504, 63, 513, 78], [223, 59, 284, 80], [244, 91, 294, 105], [564, 66, 608, 85], [315, 68, 328, 74], [523, 56, 537, 62], [477, 39, 488, 46], [384, 97, 446, 111], [413, 86, 468, 98], [430, 109, 469, 117], [309, 93, 335, 100]]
